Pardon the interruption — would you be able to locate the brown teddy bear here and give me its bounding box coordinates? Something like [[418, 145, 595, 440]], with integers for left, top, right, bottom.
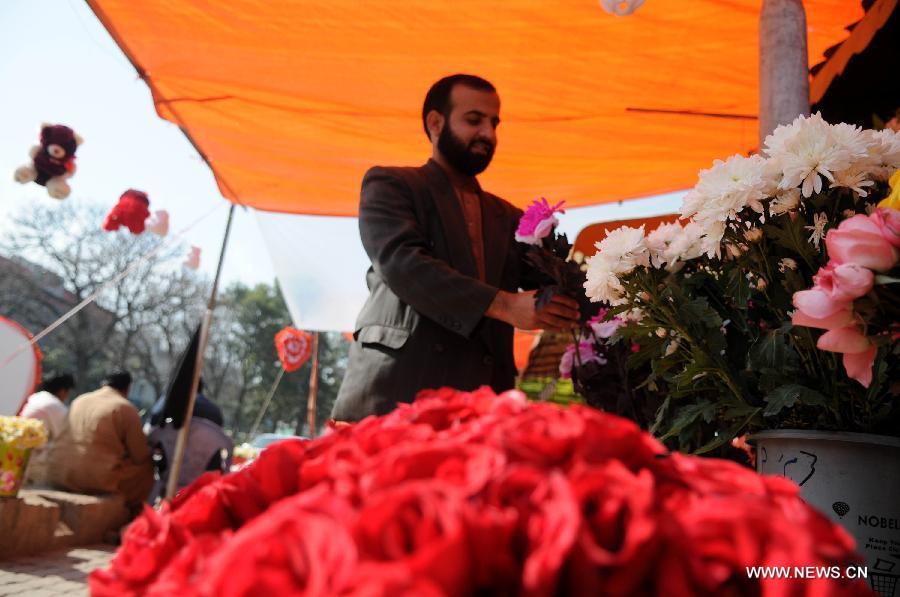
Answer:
[[14, 123, 83, 199]]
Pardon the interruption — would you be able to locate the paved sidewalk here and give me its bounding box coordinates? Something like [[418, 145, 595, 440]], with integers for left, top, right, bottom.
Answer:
[[0, 546, 114, 596]]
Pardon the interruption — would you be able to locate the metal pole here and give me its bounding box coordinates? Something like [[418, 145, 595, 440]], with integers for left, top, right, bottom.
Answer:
[[758, 0, 810, 147], [165, 203, 236, 500], [306, 332, 320, 437]]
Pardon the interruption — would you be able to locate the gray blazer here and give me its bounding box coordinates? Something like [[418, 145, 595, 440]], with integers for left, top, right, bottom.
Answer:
[[331, 160, 540, 421]]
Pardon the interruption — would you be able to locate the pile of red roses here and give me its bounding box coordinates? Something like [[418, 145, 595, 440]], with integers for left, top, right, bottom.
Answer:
[[91, 388, 869, 596]]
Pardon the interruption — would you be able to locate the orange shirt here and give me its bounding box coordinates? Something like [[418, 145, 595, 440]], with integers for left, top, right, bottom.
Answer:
[[441, 165, 487, 282]]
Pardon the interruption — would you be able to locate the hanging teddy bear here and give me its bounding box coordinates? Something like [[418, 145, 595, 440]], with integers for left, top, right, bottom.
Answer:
[[183, 246, 201, 270], [147, 210, 170, 236], [103, 189, 151, 234], [14, 123, 83, 199]]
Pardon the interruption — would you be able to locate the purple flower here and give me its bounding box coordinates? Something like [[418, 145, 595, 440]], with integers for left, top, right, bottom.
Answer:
[[559, 341, 607, 379], [515, 197, 565, 245]]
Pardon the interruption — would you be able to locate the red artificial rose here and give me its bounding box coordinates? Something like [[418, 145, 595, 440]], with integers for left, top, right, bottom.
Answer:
[[485, 466, 580, 597], [653, 452, 771, 503], [145, 533, 227, 597], [90, 504, 190, 594], [564, 461, 659, 596], [360, 440, 506, 498], [657, 493, 871, 597], [397, 386, 528, 432], [490, 401, 586, 468], [200, 487, 359, 597], [572, 406, 666, 472], [353, 481, 472, 596], [342, 564, 446, 597], [169, 475, 237, 535]]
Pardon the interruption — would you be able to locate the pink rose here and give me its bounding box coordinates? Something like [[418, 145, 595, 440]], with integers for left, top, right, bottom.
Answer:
[[817, 326, 872, 354], [792, 288, 848, 319], [791, 306, 855, 330], [871, 207, 900, 249], [813, 262, 874, 302], [842, 345, 878, 388], [825, 214, 899, 271], [816, 326, 877, 388]]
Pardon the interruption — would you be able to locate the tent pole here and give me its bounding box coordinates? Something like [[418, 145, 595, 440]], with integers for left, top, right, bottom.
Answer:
[[758, 0, 810, 146], [165, 203, 237, 500], [306, 332, 320, 437]]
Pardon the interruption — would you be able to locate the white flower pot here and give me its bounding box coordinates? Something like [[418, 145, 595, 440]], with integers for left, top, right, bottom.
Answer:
[[753, 430, 900, 596]]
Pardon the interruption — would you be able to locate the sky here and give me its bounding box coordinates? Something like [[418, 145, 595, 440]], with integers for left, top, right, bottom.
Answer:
[[0, 0, 683, 331]]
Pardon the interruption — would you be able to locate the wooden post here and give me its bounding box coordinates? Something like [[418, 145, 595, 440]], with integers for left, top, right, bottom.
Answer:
[[759, 0, 810, 147], [306, 332, 320, 437], [165, 204, 235, 500]]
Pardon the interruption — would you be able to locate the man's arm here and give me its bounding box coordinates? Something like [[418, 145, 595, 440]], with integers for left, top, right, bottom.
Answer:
[[119, 404, 151, 466], [359, 167, 499, 337]]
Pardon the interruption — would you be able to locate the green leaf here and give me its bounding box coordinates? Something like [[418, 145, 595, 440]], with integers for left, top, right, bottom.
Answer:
[[693, 408, 761, 455], [763, 384, 828, 417], [748, 331, 800, 374], [764, 214, 818, 270], [660, 400, 716, 440], [725, 269, 751, 309], [681, 297, 723, 330]]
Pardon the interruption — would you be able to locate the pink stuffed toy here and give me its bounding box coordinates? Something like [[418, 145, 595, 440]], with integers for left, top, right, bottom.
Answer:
[[103, 189, 151, 234], [14, 123, 83, 199], [147, 210, 169, 236], [183, 246, 201, 270]]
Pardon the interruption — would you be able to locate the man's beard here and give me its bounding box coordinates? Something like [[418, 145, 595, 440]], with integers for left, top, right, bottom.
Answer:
[[437, 123, 494, 176]]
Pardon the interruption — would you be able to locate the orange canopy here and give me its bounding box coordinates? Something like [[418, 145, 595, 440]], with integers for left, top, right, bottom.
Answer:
[[87, 1, 861, 216]]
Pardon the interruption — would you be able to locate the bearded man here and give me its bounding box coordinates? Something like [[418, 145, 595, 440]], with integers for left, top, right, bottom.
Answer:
[[332, 74, 580, 421]]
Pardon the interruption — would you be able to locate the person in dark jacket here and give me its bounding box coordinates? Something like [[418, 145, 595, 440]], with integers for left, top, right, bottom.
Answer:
[[332, 74, 580, 421], [148, 377, 223, 428]]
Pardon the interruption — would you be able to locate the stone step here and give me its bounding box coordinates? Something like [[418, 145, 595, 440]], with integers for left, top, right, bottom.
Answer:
[[0, 490, 128, 559]]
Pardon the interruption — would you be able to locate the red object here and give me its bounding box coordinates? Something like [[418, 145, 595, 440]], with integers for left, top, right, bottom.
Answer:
[[90, 388, 868, 597], [103, 189, 151, 234], [274, 327, 313, 372]]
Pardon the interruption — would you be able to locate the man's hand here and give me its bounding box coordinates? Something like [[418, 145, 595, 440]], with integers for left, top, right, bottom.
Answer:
[[486, 290, 580, 331]]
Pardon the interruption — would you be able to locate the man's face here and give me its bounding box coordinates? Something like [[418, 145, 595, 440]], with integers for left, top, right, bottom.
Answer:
[[435, 85, 500, 176], [58, 389, 71, 403]]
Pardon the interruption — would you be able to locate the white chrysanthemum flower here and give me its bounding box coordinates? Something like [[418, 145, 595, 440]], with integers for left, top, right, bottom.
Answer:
[[764, 113, 854, 197], [681, 154, 770, 219], [866, 128, 900, 181], [830, 122, 874, 161], [594, 225, 649, 273], [778, 258, 798, 272], [831, 165, 876, 197], [698, 220, 726, 259], [667, 220, 706, 265], [583, 260, 626, 304], [770, 188, 801, 215], [645, 221, 682, 268], [805, 212, 828, 250]]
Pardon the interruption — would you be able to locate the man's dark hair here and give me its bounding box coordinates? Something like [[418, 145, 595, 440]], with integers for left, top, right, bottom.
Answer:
[[39, 372, 75, 396], [422, 74, 496, 139], [102, 370, 132, 393]]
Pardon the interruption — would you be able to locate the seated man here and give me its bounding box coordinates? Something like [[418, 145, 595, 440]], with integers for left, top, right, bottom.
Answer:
[[20, 372, 75, 442], [21, 372, 76, 486], [49, 371, 153, 511]]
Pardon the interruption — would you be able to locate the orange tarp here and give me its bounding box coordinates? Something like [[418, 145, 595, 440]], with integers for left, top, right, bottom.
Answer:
[[87, 1, 862, 216]]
